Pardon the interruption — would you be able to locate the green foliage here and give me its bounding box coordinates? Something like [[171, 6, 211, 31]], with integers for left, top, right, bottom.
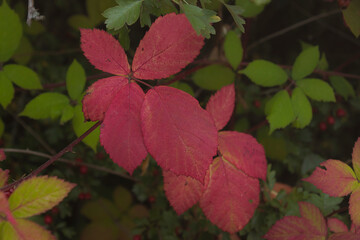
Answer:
[[66, 60, 86, 101], [223, 30, 243, 70], [291, 87, 312, 128], [342, 0, 360, 37], [297, 78, 335, 102], [222, 2, 245, 32], [291, 46, 320, 80], [0, 71, 14, 108], [3, 64, 42, 90], [235, 0, 267, 18], [192, 64, 235, 90], [329, 76, 355, 100], [169, 82, 195, 96]]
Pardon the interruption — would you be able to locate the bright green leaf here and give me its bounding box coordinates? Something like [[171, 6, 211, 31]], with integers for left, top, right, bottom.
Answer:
[[224, 4, 245, 32], [68, 14, 95, 29], [113, 186, 132, 213], [0, 1, 22, 62], [224, 30, 243, 70], [329, 76, 355, 100], [60, 105, 74, 124], [291, 87, 312, 128], [81, 198, 120, 223], [0, 118, 4, 137], [192, 64, 235, 90], [342, 0, 360, 38], [265, 90, 295, 134], [242, 60, 288, 87], [169, 81, 195, 96], [9, 176, 75, 218], [12, 36, 33, 65], [0, 71, 14, 108], [72, 104, 100, 151], [103, 0, 143, 31], [292, 46, 320, 80], [182, 4, 220, 38], [297, 78, 335, 102], [3, 64, 42, 90], [66, 59, 86, 100], [0, 222, 18, 240], [19, 93, 70, 119], [235, 0, 266, 18]]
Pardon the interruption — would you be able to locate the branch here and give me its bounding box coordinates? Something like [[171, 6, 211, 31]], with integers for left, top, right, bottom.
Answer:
[[0, 121, 102, 192], [27, 0, 44, 26]]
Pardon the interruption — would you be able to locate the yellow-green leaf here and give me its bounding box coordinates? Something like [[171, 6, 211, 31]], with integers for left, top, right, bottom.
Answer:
[[0, 219, 55, 240], [224, 30, 243, 70], [3, 64, 42, 90], [292, 46, 320, 80], [0, 71, 14, 108], [193, 64, 235, 90], [342, 0, 360, 38], [66, 59, 86, 100], [297, 78, 335, 102], [291, 87, 312, 128]]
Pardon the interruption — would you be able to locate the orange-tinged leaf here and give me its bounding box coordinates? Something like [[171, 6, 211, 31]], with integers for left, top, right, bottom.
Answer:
[[327, 217, 349, 233], [329, 232, 359, 240], [141, 86, 218, 182], [349, 186, 360, 226], [0, 169, 9, 187], [299, 201, 327, 237], [200, 157, 260, 233], [82, 76, 127, 121], [100, 83, 147, 174], [9, 176, 75, 218], [206, 84, 235, 131], [80, 28, 130, 76], [352, 137, 360, 180], [2, 218, 55, 240], [132, 13, 204, 80], [218, 131, 267, 180], [303, 160, 358, 197], [163, 170, 203, 215], [0, 191, 16, 226]]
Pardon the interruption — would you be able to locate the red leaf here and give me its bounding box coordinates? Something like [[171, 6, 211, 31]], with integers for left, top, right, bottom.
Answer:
[[264, 202, 327, 240], [132, 13, 204, 80], [163, 170, 203, 215], [206, 84, 235, 130], [0, 191, 16, 226], [350, 223, 360, 233], [303, 160, 358, 196], [327, 218, 349, 233], [80, 29, 130, 76], [352, 137, 360, 179], [329, 232, 359, 240], [218, 131, 267, 180], [200, 157, 260, 233], [141, 86, 218, 182], [0, 169, 9, 188], [82, 76, 127, 121], [0, 149, 5, 161], [349, 187, 360, 226], [100, 83, 147, 174]]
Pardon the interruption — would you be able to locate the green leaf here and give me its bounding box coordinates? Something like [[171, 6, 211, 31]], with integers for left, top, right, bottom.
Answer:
[[308, 192, 343, 216], [342, 0, 360, 38], [169, 81, 195, 96], [3, 64, 42, 90], [66, 59, 86, 100], [329, 76, 355, 100], [257, 127, 288, 160], [103, 0, 143, 30], [118, 26, 130, 51], [223, 30, 243, 70], [291, 87, 312, 128], [265, 90, 295, 134], [317, 53, 329, 71], [12, 36, 33, 65], [8, 176, 75, 218], [60, 105, 74, 124], [235, 0, 266, 18], [72, 104, 100, 151], [291, 46, 320, 80], [297, 78, 335, 102], [241, 60, 288, 87], [0, 1, 22, 62], [81, 198, 120, 223], [68, 15, 95, 29], [192, 64, 235, 90], [19, 93, 70, 119], [182, 4, 220, 38], [0, 71, 14, 108], [224, 4, 245, 32], [113, 186, 132, 213], [0, 117, 4, 137]]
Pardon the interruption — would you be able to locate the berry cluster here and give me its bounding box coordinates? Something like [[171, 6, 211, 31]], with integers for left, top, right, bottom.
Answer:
[[318, 108, 346, 131]]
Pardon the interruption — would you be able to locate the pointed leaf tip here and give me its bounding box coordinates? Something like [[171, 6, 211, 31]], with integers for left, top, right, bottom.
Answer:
[[80, 28, 130, 76], [132, 13, 204, 80], [206, 84, 235, 130], [100, 83, 147, 174], [141, 86, 218, 182]]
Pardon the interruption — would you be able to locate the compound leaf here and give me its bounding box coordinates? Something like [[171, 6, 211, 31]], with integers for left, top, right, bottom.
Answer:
[[292, 46, 320, 80], [80, 28, 130, 76], [291, 87, 312, 128], [297, 78, 335, 102], [206, 84, 235, 130], [100, 83, 147, 175], [3, 64, 42, 90], [132, 13, 204, 80], [66, 59, 86, 100], [141, 86, 218, 182]]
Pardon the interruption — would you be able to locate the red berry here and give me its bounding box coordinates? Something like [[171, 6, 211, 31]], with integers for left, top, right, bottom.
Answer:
[[79, 165, 88, 174], [336, 108, 346, 117], [253, 100, 261, 108], [51, 207, 59, 215], [133, 235, 141, 240], [84, 192, 92, 200], [78, 193, 86, 200], [327, 116, 335, 125], [44, 215, 53, 225], [148, 196, 156, 203], [319, 122, 327, 131]]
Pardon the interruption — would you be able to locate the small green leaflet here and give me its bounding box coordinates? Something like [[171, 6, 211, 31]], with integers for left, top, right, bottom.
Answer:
[[12, 36, 33, 65], [0, 1, 22, 62], [297, 78, 335, 102], [60, 105, 75, 124], [20, 92, 70, 119], [291, 46, 320, 80], [235, 0, 266, 18], [169, 82, 195, 96], [265, 90, 295, 134], [223, 30, 243, 70], [72, 104, 100, 151], [3, 64, 42, 90], [291, 87, 312, 128], [192, 64, 235, 90], [342, 0, 360, 38], [329, 76, 355, 100], [182, 4, 220, 38], [103, 0, 143, 31], [0, 71, 14, 108], [308, 192, 343, 216], [241, 60, 288, 87], [66, 59, 86, 101], [223, 4, 245, 33]]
